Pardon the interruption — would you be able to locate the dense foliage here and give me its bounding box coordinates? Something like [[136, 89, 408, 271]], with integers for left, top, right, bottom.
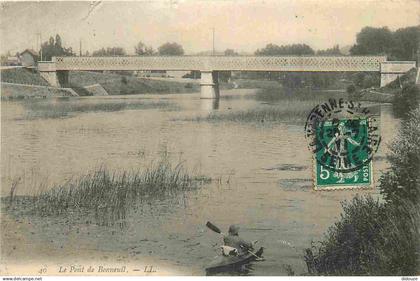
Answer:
[[316, 45, 342, 56], [304, 107, 420, 275], [92, 47, 126, 56], [350, 25, 420, 61], [134, 41, 155, 56], [255, 43, 315, 56], [41, 34, 74, 61], [157, 42, 184, 56], [381, 108, 420, 202], [392, 84, 420, 118]]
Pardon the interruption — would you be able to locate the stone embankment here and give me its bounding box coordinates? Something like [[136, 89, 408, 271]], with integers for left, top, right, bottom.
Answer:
[[1, 82, 78, 99]]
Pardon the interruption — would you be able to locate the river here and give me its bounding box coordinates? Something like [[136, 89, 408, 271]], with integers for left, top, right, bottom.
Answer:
[[0, 88, 399, 275]]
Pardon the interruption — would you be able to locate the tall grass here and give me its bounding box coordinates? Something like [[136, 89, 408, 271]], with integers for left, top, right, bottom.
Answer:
[[304, 195, 419, 275], [188, 99, 327, 124], [30, 160, 210, 219]]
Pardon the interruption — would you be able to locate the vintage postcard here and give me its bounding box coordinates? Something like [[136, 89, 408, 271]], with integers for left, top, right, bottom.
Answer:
[[1, 0, 419, 278]]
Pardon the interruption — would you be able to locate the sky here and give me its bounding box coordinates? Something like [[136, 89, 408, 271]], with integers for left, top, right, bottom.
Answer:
[[0, 0, 419, 55]]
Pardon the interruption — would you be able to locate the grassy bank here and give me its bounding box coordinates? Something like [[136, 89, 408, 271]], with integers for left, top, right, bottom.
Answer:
[[0, 68, 49, 86], [69, 71, 200, 95], [1, 68, 200, 97], [304, 107, 420, 275], [7, 160, 210, 220]]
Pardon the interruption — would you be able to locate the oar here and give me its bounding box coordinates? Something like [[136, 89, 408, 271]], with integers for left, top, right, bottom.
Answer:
[[206, 221, 225, 236], [241, 245, 264, 261]]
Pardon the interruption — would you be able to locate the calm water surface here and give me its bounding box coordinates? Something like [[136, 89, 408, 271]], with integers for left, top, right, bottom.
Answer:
[[1, 89, 399, 275]]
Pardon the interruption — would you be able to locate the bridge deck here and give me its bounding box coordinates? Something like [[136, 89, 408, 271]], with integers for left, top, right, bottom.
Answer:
[[53, 56, 387, 72]]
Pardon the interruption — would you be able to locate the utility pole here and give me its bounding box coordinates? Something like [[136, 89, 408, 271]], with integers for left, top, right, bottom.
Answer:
[[79, 39, 82, 56], [36, 32, 42, 61], [212, 27, 215, 56]]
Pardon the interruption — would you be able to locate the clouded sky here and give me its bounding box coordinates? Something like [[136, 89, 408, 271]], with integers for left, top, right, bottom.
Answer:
[[1, 0, 419, 55]]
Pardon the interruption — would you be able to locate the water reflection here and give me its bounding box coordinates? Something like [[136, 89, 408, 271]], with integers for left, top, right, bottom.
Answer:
[[200, 98, 219, 112]]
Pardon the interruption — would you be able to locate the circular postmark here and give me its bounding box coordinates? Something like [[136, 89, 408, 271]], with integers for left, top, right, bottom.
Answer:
[[304, 98, 381, 173]]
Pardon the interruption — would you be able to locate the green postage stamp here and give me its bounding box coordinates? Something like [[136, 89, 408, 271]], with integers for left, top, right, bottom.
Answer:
[[305, 99, 381, 190]]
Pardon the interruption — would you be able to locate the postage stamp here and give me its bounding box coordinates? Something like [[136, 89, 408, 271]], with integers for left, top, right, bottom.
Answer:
[[305, 99, 381, 190]]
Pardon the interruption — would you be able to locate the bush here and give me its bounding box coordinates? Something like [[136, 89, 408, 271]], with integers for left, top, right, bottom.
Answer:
[[304, 107, 420, 275], [346, 84, 356, 95], [350, 72, 380, 89], [347, 84, 363, 101], [304, 195, 419, 275], [380, 108, 420, 204], [392, 84, 420, 118]]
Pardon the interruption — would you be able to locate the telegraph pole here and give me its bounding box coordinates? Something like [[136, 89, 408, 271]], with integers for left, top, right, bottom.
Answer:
[[36, 32, 42, 61], [212, 27, 215, 56]]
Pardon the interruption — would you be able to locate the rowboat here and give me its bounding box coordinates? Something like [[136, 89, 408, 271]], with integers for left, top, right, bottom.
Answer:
[[205, 247, 264, 275]]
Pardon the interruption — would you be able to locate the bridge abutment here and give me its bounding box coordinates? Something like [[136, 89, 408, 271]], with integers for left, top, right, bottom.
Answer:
[[380, 61, 417, 87], [38, 61, 69, 87], [200, 71, 219, 99]]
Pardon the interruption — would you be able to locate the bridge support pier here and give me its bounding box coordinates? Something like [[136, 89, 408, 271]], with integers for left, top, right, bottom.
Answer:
[[200, 71, 219, 99]]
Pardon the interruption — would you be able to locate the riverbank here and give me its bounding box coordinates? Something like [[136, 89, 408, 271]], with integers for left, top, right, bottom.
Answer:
[[68, 71, 200, 95], [1, 82, 78, 99], [0, 68, 201, 98]]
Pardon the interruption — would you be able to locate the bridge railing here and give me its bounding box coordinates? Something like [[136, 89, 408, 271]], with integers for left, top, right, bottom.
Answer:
[[53, 56, 387, 72]]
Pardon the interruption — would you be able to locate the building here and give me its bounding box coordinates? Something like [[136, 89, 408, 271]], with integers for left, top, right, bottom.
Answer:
[[20, 49, 39, 68], [5, 56, 21, 66]]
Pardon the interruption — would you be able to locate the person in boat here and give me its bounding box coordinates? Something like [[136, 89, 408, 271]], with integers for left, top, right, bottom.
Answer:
[[222, 225, 253, 256]]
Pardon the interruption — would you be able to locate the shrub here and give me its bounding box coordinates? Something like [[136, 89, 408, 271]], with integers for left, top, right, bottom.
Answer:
[[304, 195, 419, 275], [346, 84, 356, 95], [380, 107, 420, 204], [304, 107, 420, 275], [392, 84, 420, 118]]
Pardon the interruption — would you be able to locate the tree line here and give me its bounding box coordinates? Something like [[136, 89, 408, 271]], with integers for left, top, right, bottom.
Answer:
[[33, 24, 418, 61], [350, 26, 419, 61]]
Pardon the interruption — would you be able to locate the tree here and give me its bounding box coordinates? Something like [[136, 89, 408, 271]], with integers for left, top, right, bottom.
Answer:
[[391, 26, 420, 61], [40, 34, 74, 61], [92, 47, 126, 56], [316, 45, 342, 56], [157, 42, 184, 56], [134, 41, 155, 56], [255, 43, 315, 56], [224, 49, 239, 56], [55, 34, 62, 49], [350, 27, 394, 56]]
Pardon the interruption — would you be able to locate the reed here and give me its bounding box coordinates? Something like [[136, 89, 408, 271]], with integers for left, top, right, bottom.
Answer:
[[31, 160, 210, 217], [189, 100, 321, 123]]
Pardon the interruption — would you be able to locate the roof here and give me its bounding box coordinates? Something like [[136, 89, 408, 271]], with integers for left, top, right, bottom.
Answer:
[[20, 49, 39, 57]]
